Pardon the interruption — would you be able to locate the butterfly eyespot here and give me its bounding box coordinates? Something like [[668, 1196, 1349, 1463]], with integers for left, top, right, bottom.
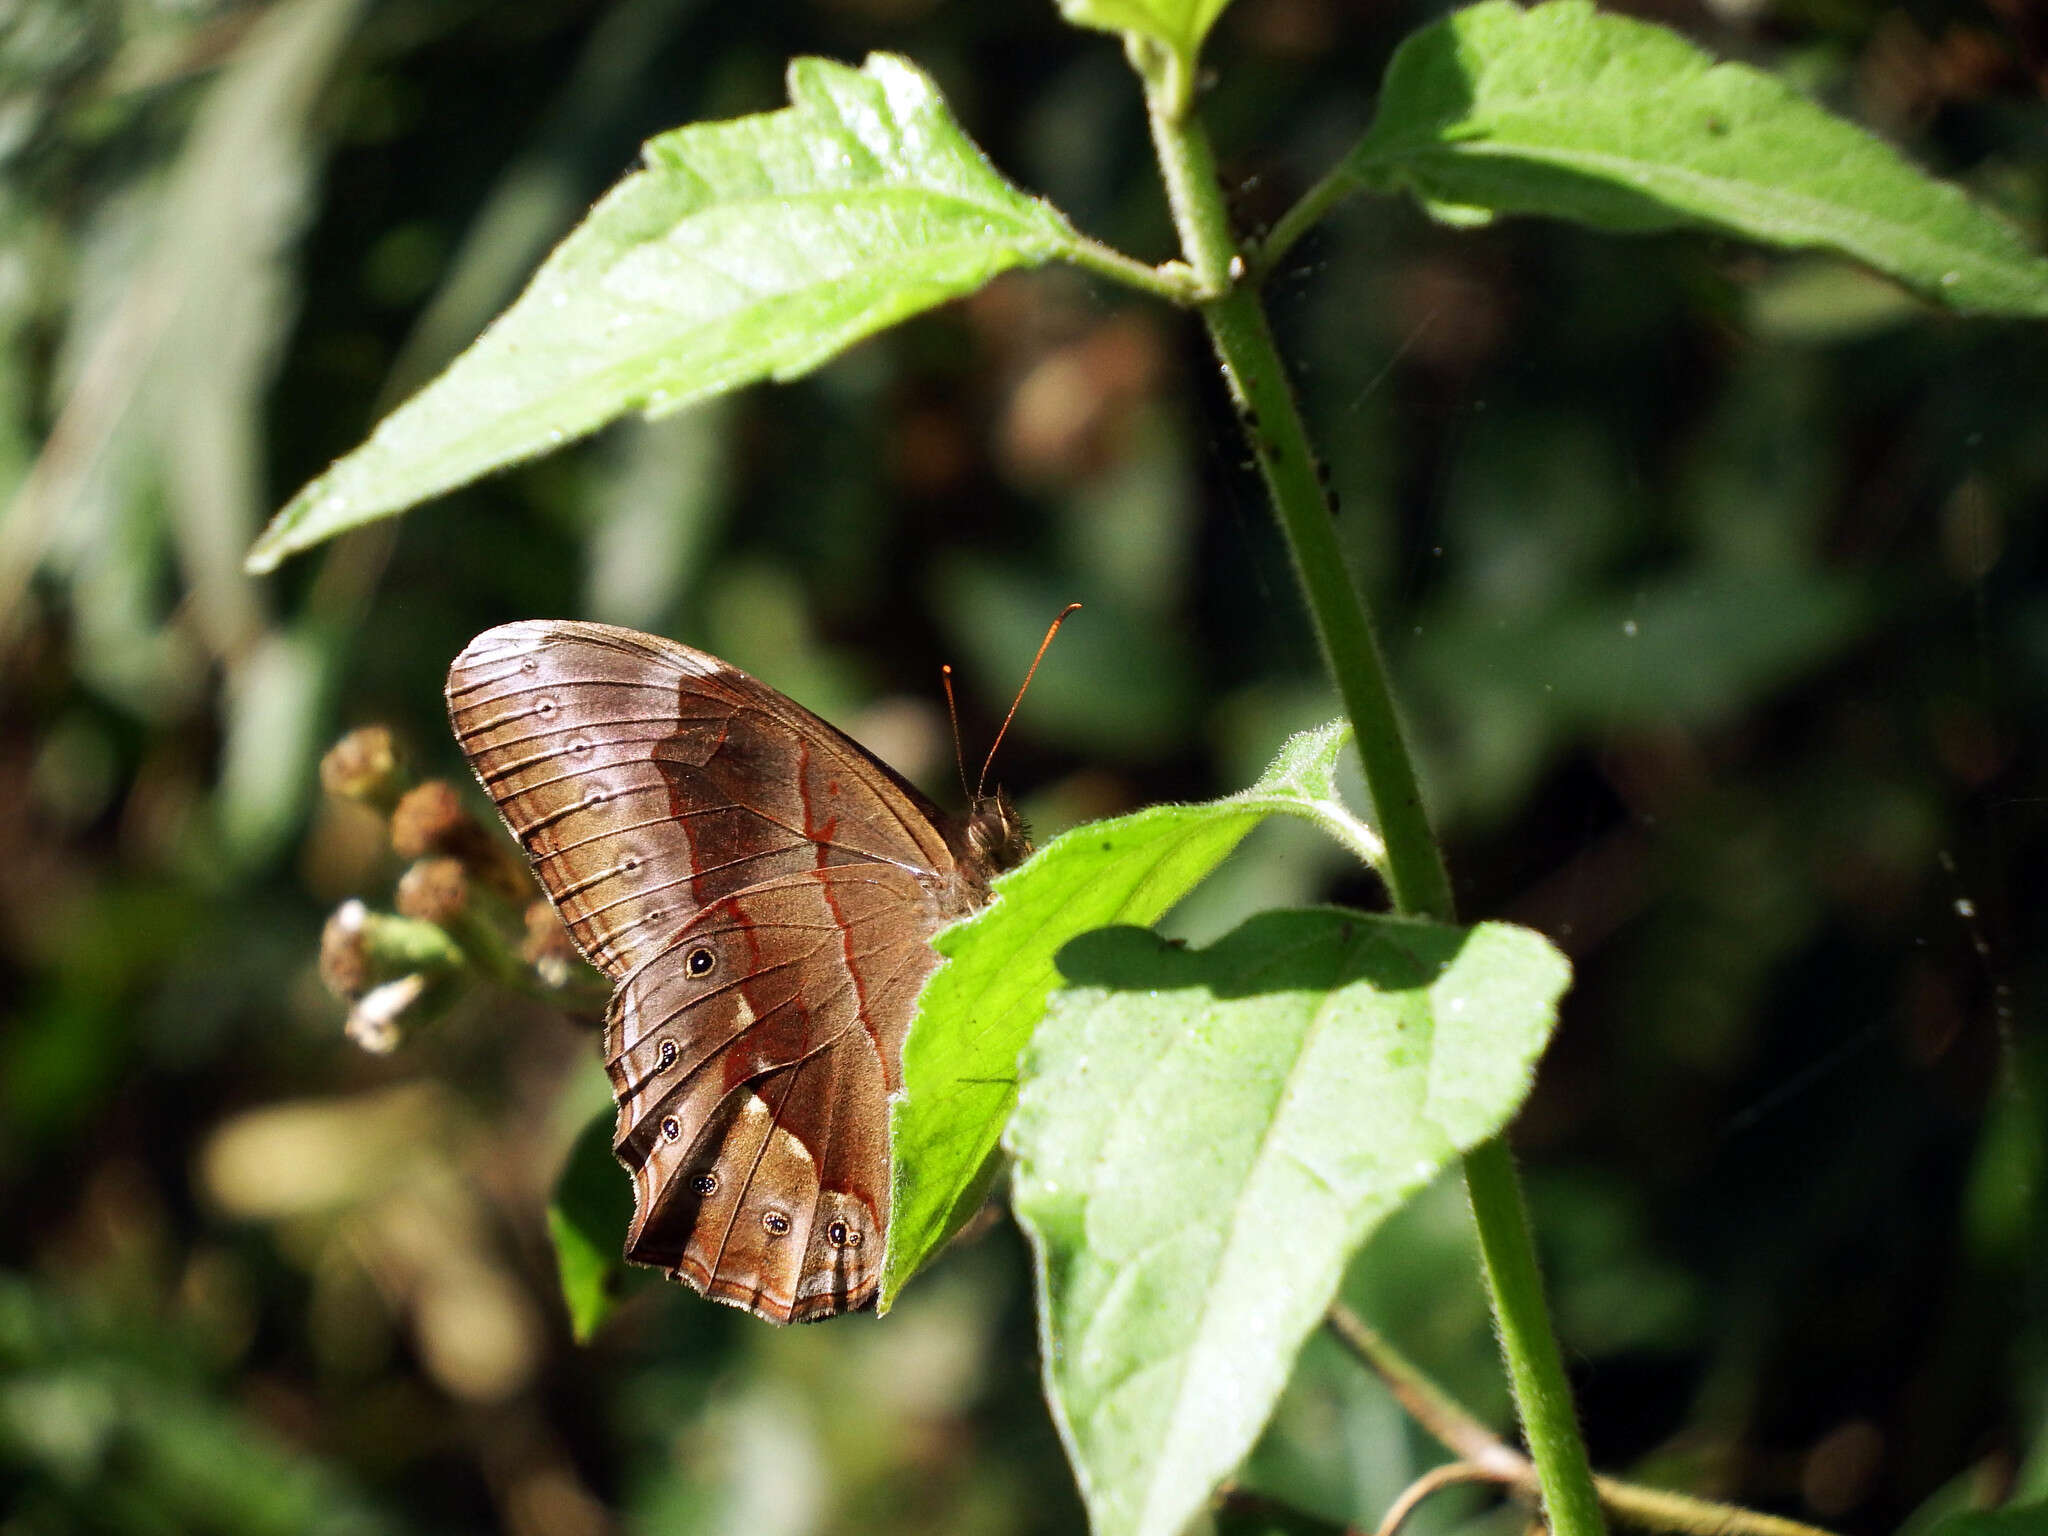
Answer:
[[568, 738, 591, 755], [826, 1219, 860, 1248], [660, 1116, 681, 1142], [657, 1038, 678, 1068], [687, 947, 714, 977], [583, 787, 609, 807], [761, 1209, 792, 1237], [620, 855, 640, 872], [690, 1172, 717, 1196], [520, 658, 538, 674]]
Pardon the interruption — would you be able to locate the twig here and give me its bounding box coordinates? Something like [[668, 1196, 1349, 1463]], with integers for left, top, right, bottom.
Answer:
[[1378, 1463, 1509, 1536], [1325, 1303, 1849, 1536], [1324, 1304, 1522, 1477]]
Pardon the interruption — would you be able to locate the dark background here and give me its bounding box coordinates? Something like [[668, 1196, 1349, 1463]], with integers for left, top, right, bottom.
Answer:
[[2, 0, 2044, 1531]]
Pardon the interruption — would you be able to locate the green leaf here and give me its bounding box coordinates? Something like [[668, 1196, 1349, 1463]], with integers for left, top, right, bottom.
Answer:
[[1346, 0, 2048, 316], [246, 53, 1081, 572], [547, 1105, 648, 1341], [881, 721, 1368, 1309], [1052, 0, 1235, 112], [1011, 910, 1570, 1536]]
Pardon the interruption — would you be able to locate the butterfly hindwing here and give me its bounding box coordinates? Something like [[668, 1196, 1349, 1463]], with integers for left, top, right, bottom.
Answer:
[[605, 865, 944, 1320]]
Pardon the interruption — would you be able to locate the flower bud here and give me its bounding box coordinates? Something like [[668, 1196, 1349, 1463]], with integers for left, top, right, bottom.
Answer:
[[320, 726, 406, 812]]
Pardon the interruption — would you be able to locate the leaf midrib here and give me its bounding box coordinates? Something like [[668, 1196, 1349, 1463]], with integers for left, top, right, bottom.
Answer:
[[1358, 137, 2046, 296], [327, 225, 1060, 475], [636, 179, 1068, 237], [1130, 928, 1356, 1536]]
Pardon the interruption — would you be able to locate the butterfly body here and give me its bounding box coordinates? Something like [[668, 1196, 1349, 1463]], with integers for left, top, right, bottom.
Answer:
[[447, 620, 1026, 1322]]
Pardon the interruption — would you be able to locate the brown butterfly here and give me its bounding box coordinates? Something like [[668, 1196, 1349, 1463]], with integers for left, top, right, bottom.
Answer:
[[446, 620, 1041, 1322]]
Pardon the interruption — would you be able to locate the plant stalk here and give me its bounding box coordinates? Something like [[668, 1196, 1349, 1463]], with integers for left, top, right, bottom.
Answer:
[[1141, 72, 1448, 920], [1141, 72, 1238, 295], [1327, 1305, 1844, 1536], [1462, 1138, 1608, 1536], [1138, 70, 1607, 1536], [1065, 236, 1204, 305], [1254, 159, 1359, 278], [1195, 280, 1455, 922]]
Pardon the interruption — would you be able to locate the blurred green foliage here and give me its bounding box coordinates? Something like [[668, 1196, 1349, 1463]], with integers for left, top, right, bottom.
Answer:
[[2, 0, 2044, 1532]]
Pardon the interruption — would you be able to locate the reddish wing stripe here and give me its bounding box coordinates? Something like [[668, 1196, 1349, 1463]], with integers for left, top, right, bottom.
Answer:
[[817, 864, 876, 1061]]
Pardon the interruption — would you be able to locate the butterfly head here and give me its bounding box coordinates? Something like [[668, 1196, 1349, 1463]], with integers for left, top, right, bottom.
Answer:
[[963, 787, 1032, 881]]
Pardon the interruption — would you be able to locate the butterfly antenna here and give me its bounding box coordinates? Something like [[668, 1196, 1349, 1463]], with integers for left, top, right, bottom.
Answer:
[[942, 663, 972, 804], [976, 603, 1081, 800]]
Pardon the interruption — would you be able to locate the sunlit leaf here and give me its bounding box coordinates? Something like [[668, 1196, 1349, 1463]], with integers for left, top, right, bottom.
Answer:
[[882, 722, 1367, 1308], [247, 53, 1082, 571], [1011, 912, 1569, 1536], [1346, 0, 2048, 316]]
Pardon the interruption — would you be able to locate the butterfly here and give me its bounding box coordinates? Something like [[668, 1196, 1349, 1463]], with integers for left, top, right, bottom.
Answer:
[[446, 621, 1036, 1322]]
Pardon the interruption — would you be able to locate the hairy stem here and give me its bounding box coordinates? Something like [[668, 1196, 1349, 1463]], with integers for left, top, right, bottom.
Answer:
[[1143, 75, 1238, 295], [1465, 1137, 1608, 1536], [1064, 236, 1204, 305], [1254, 159, 1359, 278], [1138, 70, 1607, 1536], [1589, 1480, 1844, 1536], [1194, 279, 1454, 922], [1140, 55, 1448, 921]]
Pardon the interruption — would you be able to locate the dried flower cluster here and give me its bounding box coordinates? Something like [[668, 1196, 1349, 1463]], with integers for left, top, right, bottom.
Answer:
[[315, 726, 604, 1051]]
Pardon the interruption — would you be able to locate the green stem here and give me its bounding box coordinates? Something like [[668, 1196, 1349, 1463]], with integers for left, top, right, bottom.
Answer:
[[1148, 85, 1449, 922], [1142, 76, 1238, 296], [1464, 1138, 1608, 1536], [1196, 281, 1453, 921], [1064, 236, 1204, 306], [1253, 159, 1360, 278], [1139, 70, 1607, 1536], [1265, 794, 1386, 871]]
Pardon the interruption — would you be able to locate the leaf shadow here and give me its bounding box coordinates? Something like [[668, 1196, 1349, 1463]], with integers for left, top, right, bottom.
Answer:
[[1052, 908, 1473, 1001]]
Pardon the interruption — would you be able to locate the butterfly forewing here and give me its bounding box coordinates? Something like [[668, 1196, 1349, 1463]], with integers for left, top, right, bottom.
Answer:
[[446, 620, 990, 1324], [446, 621, 957, 982]]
